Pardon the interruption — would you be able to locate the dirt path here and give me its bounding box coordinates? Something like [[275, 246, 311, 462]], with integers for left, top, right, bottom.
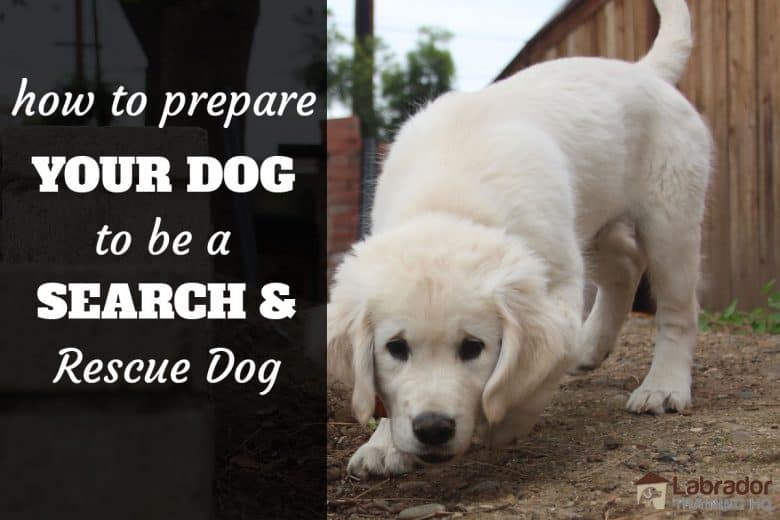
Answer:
[[327, 314, 780, 519]]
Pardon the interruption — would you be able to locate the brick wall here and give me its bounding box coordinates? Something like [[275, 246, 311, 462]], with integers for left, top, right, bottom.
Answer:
[[326, 117, 362, 273]]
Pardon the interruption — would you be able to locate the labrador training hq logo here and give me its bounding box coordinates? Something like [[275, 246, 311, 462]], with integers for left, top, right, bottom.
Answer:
[[634, 473, 669, 510], [635, 472, 774, 512]]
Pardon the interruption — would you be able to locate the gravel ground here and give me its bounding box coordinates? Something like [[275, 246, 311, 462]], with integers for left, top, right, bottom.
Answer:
[[327, 314, 780, 519]]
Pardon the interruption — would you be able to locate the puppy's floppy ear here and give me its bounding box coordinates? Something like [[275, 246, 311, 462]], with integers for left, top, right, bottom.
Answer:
[[327, 254, 376, 425], [481, 253, 568, 425]]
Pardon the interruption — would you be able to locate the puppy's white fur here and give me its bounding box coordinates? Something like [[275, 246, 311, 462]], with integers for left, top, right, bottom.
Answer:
[[329, 0, 711, 477]]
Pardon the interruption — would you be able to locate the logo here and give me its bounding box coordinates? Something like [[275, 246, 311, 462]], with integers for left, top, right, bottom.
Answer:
[[634, 472, 774, 512], [634, 472, 669, 510]]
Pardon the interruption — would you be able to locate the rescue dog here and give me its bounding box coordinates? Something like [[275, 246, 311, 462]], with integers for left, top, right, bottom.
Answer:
[[329, 0, 711, 477]]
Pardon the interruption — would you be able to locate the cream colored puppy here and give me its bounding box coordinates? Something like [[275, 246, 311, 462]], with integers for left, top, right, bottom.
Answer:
[[329, 0, 711, 478]]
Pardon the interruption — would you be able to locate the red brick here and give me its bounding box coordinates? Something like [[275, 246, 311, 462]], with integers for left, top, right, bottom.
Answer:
[[327, 117, 362, 155], [327, 116, 365, 272]]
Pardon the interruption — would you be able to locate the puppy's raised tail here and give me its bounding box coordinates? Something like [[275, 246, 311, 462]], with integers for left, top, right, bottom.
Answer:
[[639, 0, 692, 84]]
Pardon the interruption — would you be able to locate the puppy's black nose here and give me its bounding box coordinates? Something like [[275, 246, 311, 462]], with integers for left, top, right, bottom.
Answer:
[[412, 412, 455, 446]]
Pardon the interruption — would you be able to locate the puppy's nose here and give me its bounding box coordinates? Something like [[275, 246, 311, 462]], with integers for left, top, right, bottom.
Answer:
[[412, 412, 455, 446]]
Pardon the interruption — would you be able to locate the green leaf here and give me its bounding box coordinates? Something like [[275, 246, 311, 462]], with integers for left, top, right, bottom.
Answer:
[[722, 300, 738, 320], [768, 312, 780, 330]]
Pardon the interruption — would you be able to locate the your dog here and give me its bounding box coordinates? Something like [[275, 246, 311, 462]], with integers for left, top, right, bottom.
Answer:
[[329, 0, 711, 478]]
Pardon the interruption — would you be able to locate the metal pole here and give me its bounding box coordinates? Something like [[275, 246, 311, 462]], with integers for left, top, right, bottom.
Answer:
[[74, 0, 84, 82], [353, 0, 375, 136]]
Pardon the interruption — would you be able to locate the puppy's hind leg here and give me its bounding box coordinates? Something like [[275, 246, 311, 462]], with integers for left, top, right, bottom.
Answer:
[[571, 218, 646, 373], [347, 419, 416, 479], [626, 214, 701, 414]]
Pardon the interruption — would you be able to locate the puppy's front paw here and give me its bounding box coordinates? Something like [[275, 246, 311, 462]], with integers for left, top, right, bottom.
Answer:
[[626, 369, 691, 414], [347, 441, 415, 479], [347, 418, 416, 478]]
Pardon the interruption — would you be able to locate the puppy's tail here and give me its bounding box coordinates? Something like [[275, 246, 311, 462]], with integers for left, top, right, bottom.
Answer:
[[639, 0, 692, 84]]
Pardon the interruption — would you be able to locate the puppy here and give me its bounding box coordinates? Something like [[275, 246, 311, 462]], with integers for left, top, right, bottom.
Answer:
[[329, 0, 711, 478]]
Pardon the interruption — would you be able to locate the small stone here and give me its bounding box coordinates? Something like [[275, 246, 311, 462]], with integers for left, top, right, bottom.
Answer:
[[397, 481, 428, 492], [466, 480, 502, 494], [734, 448, 751, 459], [731, 430, 751, 443], [586, 455, 604, 463], [656, 454, 676, 463], [619, 376, 640, 390], [738, 391, 756, 399], [610, 394, 627, 405], [652, 439, 672, 454], [398, 503, 446, 519], [604, 437, 621, 450], [690, 427, 703, 433], [326, 466, 341, 482], [372, 499, 392, 512]]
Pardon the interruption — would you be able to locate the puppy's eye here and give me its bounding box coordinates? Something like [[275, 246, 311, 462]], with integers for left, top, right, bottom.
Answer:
[[459, 338, 484, 361], [386, 338, 409, 361]]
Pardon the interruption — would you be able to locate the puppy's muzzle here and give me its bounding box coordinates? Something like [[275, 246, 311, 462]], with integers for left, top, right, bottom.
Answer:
[[412, 412, 455, 446]]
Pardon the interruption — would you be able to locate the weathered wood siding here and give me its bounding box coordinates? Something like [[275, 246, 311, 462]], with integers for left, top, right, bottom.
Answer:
[[498, 0, 779, 310]]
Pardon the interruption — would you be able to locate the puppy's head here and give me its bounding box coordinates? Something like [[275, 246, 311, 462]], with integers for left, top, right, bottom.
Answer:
[[328, 215, 568, 463]]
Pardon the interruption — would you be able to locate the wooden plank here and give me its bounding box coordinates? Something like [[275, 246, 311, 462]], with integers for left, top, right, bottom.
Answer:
[[756, 0, 780, 293], [590, 10, 601, 55], [685, 0, 704, 110], [699, 0, 731, 309], [693, 0, 707, 112], [727, 0, 760, 309], [566, 30, 578, 56], [621, 0, 636, 60], [613, 0, 627, 60], [633, 0, 654, 59], [557, 38, 567, 58], [695, 0, 731, 309], [604, 0, 618, 58], [573, 16, 597, 56], [595, 6, 609, 57]]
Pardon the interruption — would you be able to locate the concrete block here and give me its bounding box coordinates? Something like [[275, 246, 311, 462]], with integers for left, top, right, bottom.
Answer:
[[0, 395, 213, 520], [0, 265, 213, 393]]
